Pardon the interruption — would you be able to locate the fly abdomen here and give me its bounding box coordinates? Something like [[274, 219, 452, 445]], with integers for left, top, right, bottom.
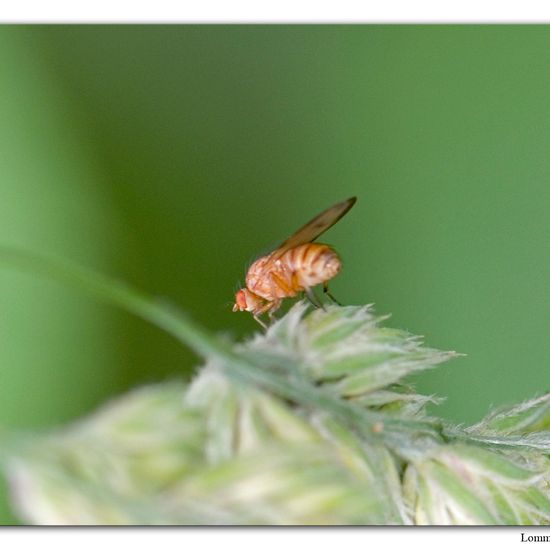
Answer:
[[283, 243, 341, 290]]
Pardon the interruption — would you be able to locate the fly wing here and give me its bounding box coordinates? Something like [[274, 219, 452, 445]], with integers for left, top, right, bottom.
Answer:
[[270, 197, 357, 260]]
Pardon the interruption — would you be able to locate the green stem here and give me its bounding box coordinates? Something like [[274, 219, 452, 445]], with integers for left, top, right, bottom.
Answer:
[[444, 428, 550, 452]]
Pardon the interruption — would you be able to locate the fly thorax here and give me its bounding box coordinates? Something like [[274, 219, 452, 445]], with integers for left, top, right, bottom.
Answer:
[[245, 255, 278, 299]]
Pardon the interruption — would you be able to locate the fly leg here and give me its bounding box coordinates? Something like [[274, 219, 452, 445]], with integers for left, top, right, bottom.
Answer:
[[323, 282, 342, 306], [287, 271, 322, 310], [262, 271, 292, 325], [253, 299, 279, 330], [273, 269, 326, 311], [266, 298, 282, 324], [305, 287, 325, 310], [253, 314, 268, 330]]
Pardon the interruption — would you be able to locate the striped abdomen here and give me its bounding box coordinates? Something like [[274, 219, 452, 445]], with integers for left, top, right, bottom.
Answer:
[[246, 243, 341, 300]]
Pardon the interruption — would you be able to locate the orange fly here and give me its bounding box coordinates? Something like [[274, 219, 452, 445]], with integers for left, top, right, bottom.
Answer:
[[233, 197, 357, 327]]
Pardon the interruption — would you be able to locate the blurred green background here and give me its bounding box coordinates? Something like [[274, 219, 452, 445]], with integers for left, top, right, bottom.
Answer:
[[1, 24, 550, 521]]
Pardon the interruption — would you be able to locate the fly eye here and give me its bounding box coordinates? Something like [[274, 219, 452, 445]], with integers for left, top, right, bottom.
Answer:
[[235, 289, 247, 309]]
